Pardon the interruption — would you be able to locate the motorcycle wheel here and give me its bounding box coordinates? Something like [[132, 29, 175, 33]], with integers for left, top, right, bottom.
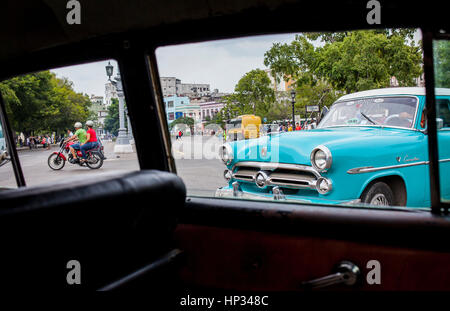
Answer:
[[86, 153, 103, 169], [48, 153, 65, 170]]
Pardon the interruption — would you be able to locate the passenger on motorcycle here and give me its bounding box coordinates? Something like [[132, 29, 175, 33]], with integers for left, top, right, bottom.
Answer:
[[66, 122, 87, 163], [80, 120, 99, 163]]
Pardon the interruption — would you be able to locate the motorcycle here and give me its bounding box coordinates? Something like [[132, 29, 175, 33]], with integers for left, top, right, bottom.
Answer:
[[48, 140, 104, 170]]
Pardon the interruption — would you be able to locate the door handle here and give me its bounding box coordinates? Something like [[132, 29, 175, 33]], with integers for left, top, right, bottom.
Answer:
[[302, 261, 360, 290]]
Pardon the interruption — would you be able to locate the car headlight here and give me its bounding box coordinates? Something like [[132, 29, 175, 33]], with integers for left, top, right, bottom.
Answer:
[[310, 145, 332, 172], [316, 177, 333, 194], [219, 144, 233, 165], [224, 169, 232, 182]]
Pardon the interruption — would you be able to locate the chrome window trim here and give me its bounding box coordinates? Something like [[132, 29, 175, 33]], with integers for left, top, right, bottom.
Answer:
[[318, 95, 420, 131], [146, 55, 176, 173]]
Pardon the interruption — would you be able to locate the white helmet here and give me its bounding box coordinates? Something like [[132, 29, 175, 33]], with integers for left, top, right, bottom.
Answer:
[[74, 122, 82, 129], [86, 120, 94, 127]]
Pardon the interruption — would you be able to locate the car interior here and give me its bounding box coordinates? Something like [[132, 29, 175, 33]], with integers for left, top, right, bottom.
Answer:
[[0, 0, 449, 300]]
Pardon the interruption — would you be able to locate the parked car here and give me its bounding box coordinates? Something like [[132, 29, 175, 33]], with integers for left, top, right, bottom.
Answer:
[[217, 87, 450, 208]]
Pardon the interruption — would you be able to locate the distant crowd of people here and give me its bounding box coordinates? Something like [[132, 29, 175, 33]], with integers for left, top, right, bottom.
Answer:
[[17, 135, 57, 150], [266, 120, 317, 133]]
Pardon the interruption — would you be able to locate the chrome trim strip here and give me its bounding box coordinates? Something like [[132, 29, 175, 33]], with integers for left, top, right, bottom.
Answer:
[[347, 161, 429, 174], [232, 161, 321, 178], [348, 158, 450, 174], [266, 176, 317, 190]]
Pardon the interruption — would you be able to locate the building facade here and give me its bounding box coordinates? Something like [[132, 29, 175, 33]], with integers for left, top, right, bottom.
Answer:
[[104, 81, 118, 107], [197, 101, 225, 121], [89, 95, 108, 136], [164, 96, 202, 124], [160, 77, 211, 98]]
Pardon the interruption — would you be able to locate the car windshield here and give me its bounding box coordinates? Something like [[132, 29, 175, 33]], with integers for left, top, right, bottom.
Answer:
[[229, 119, 242, 129], [318, 96, 418, 129]]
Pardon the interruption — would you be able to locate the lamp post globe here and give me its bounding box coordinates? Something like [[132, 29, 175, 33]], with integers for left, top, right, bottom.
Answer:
[[105, 62, 114, 81]]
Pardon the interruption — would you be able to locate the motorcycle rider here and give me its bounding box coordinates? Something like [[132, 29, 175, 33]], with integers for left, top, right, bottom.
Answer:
[[65, 122, 87, 163], [80, 120, 99, 163]]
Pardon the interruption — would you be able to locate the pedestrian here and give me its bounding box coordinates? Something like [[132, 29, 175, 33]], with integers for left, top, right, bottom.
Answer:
[[295, 122, 301, 131]]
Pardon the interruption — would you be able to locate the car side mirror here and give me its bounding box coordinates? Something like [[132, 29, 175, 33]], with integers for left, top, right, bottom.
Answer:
[[437, 118, 444, 130]]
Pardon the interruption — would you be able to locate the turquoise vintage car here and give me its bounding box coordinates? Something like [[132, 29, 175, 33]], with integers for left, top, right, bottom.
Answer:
[[216, 87, 450, 208]]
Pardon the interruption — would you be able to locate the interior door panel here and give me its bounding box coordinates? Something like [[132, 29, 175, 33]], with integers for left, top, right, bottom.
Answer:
[[174, 198, 450, 291]]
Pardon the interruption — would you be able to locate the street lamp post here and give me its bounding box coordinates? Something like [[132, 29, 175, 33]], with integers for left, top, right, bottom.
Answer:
[[124, 107, 134, 144], [106, 62, 133, 153], [290, 90, 296, 127]]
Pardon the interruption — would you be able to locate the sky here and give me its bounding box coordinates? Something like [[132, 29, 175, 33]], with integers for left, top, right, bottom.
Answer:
[[51, 33, 303, 97], [51, 30, 422, 98]]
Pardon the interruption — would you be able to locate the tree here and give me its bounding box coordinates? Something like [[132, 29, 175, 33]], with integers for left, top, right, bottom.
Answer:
[[434, 40, 450, 88], [264, 30, 423, 94], [233, 69, 276, 116], [169, 116, 195, 134], [0, 71, 91, 136], [104, 98, 126, 136]]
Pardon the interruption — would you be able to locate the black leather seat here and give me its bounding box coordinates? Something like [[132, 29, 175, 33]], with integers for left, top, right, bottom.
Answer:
[[0, 170, 186, 289]]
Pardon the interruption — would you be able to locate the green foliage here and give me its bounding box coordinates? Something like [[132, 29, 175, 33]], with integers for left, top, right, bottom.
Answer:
[[0, 71, 91, 135], [169, 116, 195, 133], [434, 40, 450, 88], [292, 81, 343, 118], [232, 69, 276, 116], [104, 98, 123, 136], [264, 30, 423, 94], [205, 113, 225, 129]]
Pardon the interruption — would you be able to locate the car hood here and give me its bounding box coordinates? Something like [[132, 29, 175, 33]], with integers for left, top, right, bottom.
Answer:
[[232, 126, 424, 166]]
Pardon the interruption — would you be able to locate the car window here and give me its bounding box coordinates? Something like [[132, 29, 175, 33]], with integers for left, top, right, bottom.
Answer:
[[0, 60, 139, 188], [433, 39, 450, 203], [319, 97, 418, 128], [155, 29, 433, 210]]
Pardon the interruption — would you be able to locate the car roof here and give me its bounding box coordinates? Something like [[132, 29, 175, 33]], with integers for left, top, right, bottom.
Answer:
[[337, 87, 450, 101]]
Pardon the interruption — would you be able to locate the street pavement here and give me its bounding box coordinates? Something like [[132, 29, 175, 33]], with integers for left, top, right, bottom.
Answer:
[[171, 135, 227, 196], [0, 141, 139, 189], [0, 137, 227, 197]]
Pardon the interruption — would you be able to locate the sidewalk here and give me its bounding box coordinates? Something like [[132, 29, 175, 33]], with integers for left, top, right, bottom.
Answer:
[[16, 144, 59, 151]]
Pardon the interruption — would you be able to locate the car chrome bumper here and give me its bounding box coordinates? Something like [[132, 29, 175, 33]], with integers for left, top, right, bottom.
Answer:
[[215, 186, 361, 206]]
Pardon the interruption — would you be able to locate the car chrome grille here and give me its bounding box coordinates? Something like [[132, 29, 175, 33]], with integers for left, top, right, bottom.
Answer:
[[231, 162, 320, 190]]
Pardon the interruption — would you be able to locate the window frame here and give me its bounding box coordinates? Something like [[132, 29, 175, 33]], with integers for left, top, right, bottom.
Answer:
[[0, 24, 447, 215], [151, 27, 450, 215], [423, 29, 450, 214]]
